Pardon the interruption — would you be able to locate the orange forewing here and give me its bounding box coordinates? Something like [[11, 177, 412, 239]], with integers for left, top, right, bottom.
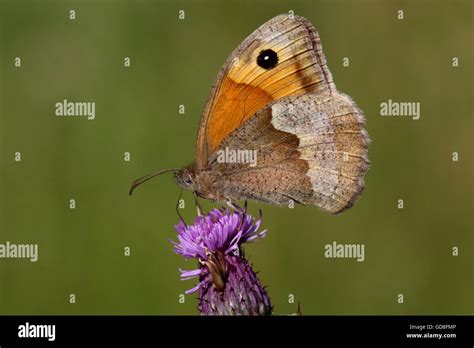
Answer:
[[196, 15, 334, 168], [207, 78, 273, 153]]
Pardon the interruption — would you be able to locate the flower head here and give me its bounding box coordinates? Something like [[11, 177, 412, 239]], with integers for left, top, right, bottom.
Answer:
[[172, 208, 271, 315]]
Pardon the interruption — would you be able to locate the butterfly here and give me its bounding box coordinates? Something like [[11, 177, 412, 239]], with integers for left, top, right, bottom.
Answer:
[[130, 14, 370, 214]]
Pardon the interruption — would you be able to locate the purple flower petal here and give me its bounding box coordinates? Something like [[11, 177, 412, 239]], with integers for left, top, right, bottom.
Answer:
[[172, 208, 266, 294]]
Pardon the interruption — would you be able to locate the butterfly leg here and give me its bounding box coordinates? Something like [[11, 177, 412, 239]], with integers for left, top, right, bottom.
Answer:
[[175, 189, 187, 226], [224, 198, 248, 214], [194, 191, 204, 216], [224, 198, 239, 211]]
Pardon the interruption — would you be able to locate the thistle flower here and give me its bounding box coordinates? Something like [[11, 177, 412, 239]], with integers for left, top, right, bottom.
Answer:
[[172, 208, 272, 315]]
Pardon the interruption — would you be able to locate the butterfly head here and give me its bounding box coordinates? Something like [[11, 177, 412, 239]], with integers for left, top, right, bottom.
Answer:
[[174, 164, 197, 191]]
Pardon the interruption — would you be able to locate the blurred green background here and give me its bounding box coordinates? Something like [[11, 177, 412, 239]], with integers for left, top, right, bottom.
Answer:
[[0, 0, 472, 315]]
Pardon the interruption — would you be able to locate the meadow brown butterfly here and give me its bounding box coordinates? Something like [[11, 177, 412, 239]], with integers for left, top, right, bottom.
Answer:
[[130, 14, 370, 214]]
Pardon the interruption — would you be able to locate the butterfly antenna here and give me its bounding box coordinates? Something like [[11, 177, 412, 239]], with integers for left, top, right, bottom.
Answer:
[[129, 168, 180, 196]]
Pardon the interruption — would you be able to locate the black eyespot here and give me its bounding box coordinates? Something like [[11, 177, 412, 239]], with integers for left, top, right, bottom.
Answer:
[[257, 49, 278, 70]]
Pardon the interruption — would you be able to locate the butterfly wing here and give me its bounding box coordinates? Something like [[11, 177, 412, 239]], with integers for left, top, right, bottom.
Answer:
[[205, 92, 370, 214], [196, 14, 335, 168]]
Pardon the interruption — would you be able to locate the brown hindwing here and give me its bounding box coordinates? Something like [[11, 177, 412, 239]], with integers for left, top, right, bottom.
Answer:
[[198, 92, 369, 214]]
